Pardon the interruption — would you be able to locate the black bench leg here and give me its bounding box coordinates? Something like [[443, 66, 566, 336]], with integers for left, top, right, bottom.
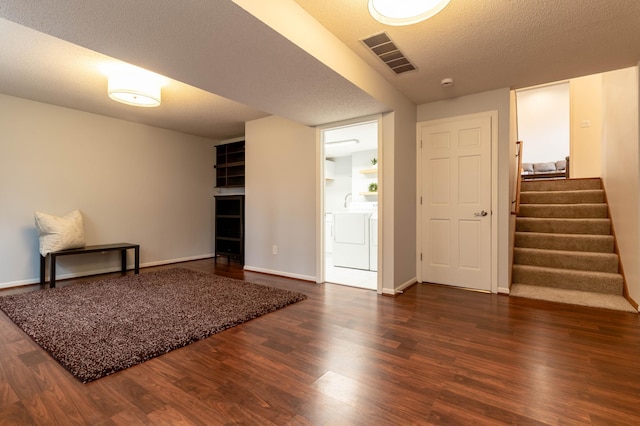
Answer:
[[134, 246, 139, 274], [50, 255, 56, 288], [121, 249, 127, 275], [40, 255, 46, 285]]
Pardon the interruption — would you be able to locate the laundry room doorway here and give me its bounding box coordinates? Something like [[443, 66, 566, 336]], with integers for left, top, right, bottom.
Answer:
[[321, 118, 380, 291]]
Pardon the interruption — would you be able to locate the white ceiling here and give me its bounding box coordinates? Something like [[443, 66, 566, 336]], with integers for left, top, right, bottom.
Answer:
[[294, 0, 640, 105], [0, 18, 269, 140], [1, 0, 639, 140]]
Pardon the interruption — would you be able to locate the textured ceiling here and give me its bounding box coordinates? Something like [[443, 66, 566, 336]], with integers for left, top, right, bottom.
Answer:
[[0, 18, 269, 140], [294, 0, 640, 105], [0, 0, 387, 139], [0, 0, 639, 140]]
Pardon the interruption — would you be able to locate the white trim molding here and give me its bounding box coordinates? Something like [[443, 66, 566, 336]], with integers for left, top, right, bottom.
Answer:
[[0, 253, 215, 289], [243, 265, 315, 282]]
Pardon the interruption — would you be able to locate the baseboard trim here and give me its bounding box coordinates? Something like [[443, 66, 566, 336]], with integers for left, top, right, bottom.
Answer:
[[142, 254, 215, 268], [382, 277, 417, 296], [397, 277, 417, 293], [0, 278, 44, 289], [0, 254, 215, 290], [243, 265, 316, 282], [498, 286, 511, 294]]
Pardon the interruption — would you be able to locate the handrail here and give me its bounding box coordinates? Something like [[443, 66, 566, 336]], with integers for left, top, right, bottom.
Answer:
[[511, 141, 523, 215]]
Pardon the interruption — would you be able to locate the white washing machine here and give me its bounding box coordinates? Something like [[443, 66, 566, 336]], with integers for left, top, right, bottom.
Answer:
[[325, 213, 333, 253], [333, 212, 372, 270], [369, 212, 378, 272]]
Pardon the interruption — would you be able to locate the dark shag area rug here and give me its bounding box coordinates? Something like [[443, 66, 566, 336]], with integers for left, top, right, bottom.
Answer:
[[0, 268, 307, 383]]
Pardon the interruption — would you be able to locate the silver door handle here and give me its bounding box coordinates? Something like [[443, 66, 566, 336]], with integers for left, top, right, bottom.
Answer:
[[474, 210, 488, 217]]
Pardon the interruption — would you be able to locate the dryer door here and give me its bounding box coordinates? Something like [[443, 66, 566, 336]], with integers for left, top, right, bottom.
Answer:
[[333, 212, 370, 270]]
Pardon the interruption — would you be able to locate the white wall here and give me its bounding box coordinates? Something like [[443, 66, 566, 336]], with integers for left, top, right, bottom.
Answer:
[[601, 66, 640, 307], [244, 115, 316, 281], [417, 88, 511, 292], [324, 157, 351, 213], [517, 83, 570, 164], [0, 93, 216, 287]]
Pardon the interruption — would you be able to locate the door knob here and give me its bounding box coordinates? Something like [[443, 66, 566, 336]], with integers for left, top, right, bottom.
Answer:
[[474, 210, 488, 217]]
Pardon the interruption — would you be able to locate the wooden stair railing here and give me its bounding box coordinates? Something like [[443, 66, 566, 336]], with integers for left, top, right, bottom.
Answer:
[[511, 141, 523, 216]]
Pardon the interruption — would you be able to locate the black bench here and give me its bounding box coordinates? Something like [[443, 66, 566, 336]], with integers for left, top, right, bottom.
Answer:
[[40, 243, 140, 288]]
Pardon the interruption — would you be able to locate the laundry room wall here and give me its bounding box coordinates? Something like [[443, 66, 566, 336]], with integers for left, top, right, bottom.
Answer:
[[351, 149, 378, 205], [325, 156, 351, 212]]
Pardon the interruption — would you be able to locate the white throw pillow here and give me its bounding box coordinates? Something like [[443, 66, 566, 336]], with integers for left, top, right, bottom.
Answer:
[[34, 210, 86, 256], [533, 162, 557, 173]]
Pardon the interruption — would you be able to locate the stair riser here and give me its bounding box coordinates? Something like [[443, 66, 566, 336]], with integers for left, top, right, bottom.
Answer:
[[512, 266, 623, 295], [519, 204, 608, 218], [520, 191, 604, 204], [514, 233, 614, 253], [513, 249, 619, 273], [521, 178, 601, 192], [516, 218, 611, 235]]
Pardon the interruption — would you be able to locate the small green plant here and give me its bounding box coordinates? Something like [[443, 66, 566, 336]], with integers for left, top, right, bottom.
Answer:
[[368, 182, 378, 193], [370, 157, 378, 166]]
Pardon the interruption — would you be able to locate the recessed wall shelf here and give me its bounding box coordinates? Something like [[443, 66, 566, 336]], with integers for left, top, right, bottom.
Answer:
[[215, 141, 245, 188], [359, 168, 378, 174], [214, 195, 244, 264]]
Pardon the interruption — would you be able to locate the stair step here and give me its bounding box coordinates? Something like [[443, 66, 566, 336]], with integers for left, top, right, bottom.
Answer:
[[516, 218, 611, 235], [518, 203, 608, 218], [514, 232, 614, 253], [521, 178, 601, 192], [520, 189, 604, 204], [512, 265, 623, 295], [513, 247, 619, 273], [510, 284, 636, 312]]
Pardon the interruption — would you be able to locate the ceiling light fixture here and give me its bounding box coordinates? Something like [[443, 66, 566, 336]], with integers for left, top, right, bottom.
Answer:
[[326, 138, 360, 145], [108, 70, 161, 107], [368, 0, 450, 26]]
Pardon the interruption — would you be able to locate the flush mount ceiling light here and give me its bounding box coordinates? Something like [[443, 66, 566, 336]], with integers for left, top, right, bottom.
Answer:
[[368, 0, 450, 26], [326, 138, 360, 145], [107, 70, 161, 107]]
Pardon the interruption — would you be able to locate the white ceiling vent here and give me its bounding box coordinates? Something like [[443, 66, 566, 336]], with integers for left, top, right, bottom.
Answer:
[[361, 32, 417, 75]]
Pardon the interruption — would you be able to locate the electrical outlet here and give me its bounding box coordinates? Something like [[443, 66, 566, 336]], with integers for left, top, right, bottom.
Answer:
[[272, 245, 278, 255]]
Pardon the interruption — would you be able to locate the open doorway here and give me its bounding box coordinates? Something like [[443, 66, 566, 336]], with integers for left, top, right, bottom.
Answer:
[[322, 120, 378, 290], [516, 82, 570, 178], [516, 75, 604, 179]]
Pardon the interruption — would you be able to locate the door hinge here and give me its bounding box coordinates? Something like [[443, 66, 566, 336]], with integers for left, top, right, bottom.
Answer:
[[420, 139, 423, 148], [420, 253, 423, 261], [420, 196, 423, 205]]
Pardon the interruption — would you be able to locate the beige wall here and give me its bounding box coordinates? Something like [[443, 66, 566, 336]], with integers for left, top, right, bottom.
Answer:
[[417, 88, 512, 293], [0, 93, 216, 288], [236, 0, 420, 294], [570, 74, 603, 178], [390, 105, 418, 292], [244, 115, 317, 280], [601, 66, 640, 306]]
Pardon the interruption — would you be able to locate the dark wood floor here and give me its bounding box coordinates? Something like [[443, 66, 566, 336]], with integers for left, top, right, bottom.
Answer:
[[1, 259, 639, 425]]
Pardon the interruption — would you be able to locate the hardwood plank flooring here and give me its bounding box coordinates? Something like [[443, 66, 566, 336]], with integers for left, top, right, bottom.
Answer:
[[1, 259, 639, 425]]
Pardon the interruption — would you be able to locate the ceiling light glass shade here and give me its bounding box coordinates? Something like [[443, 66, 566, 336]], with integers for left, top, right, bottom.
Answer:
[[108, 72, 161, 107], [368, 0, 450, 26]]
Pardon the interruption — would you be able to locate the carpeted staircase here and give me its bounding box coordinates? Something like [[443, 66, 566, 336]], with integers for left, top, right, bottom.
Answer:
[[511, 178, 636, 312]]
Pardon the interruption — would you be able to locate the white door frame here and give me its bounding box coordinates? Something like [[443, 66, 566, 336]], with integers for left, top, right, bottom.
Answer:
[[416, 111, 499, 294], [316, 115, 383, 294]]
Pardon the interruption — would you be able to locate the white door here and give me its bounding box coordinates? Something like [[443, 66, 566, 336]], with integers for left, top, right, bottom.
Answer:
[[418, 114, 492, 291]]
